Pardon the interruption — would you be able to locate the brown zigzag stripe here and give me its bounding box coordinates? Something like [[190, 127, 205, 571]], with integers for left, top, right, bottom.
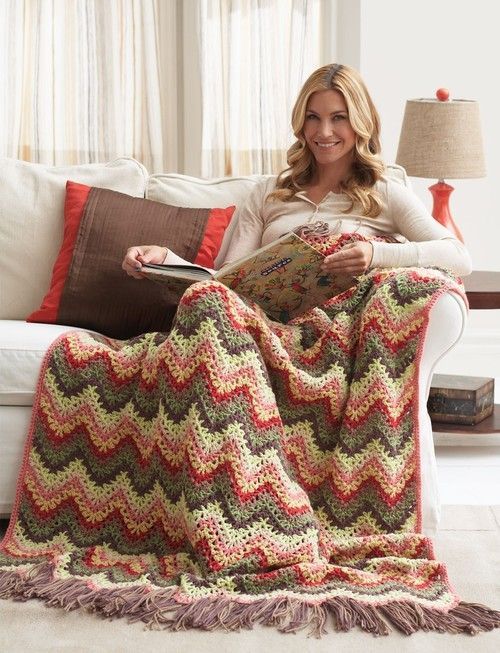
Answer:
[[14, 500, 185, 556], [309, 485, 417, 530], [2, 235, 499, 637]]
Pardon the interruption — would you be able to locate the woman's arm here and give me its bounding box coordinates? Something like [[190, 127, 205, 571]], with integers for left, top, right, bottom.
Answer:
[[370, 181, 472, 276], [217, 178, 272, 269]]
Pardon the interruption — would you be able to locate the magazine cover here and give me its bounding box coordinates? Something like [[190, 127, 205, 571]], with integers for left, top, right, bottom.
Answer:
[[215, 232, 356, 321]]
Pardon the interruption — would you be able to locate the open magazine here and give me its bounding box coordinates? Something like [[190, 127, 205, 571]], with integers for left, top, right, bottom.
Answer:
[[141, 231, 357, 321]]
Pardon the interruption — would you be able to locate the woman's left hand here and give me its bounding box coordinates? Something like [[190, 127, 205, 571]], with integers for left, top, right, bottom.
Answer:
[[320, 241, 373, 276]]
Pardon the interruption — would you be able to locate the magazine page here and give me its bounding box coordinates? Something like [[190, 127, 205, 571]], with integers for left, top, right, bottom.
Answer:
[[141, 264, 214, 282], [140, 249, 214, 296], [141, 246, 216, 283]]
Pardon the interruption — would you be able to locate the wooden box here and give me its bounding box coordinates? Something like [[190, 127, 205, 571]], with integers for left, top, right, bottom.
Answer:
[[427, 374, 495, 425]]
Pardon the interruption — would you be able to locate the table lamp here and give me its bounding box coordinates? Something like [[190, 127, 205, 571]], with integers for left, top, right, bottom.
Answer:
[[396, 89, 486, 242]]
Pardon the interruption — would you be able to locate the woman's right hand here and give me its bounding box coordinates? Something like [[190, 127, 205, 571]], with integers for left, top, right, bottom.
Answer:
[[122, 245, 168, 279]]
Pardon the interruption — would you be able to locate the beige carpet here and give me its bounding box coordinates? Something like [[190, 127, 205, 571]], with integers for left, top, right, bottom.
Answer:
[[1, 505, 499, 653]]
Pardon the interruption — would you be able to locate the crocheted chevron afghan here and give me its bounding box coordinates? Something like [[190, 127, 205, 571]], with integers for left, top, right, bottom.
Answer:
[[1, 234, 499, 637]]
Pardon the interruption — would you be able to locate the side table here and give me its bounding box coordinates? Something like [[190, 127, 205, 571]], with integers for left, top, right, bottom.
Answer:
[[432, 270, 500, 445], [462, 270, 500, 310]]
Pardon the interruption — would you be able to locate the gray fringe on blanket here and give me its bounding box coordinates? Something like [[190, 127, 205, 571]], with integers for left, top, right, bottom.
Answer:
[[1, 563, 499, 638]]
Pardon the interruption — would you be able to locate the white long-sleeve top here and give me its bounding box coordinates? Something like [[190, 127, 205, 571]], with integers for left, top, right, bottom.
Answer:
[[221, 175, 472, 276]]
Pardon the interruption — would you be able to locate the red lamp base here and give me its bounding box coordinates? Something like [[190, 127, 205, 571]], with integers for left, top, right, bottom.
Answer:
[[428, 181, 464, 242]]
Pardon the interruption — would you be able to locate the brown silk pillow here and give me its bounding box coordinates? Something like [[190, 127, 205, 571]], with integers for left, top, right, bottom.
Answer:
[[28, 184, 233, 339]]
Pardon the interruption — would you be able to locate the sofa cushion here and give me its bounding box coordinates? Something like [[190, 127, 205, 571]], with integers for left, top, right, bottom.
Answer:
[[27, 182, 235, 339], [0, 157, 148, 321], [146, 173, 268, 208], [0, 320, 93, 406]]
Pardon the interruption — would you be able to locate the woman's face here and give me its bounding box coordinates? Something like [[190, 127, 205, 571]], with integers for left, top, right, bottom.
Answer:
[[303, 89, 356, 170]]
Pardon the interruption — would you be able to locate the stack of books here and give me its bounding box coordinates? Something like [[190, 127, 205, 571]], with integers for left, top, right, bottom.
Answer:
[[427, 374, 495, 426]]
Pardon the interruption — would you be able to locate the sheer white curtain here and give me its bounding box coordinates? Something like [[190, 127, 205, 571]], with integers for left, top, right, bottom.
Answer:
[[0, 0, 177, 172], [198, 0, 322, 177]]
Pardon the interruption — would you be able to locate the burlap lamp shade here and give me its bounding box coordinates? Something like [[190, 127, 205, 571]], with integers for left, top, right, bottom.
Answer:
[[396, 98, 486, 179], [396, 91, 486, 241]]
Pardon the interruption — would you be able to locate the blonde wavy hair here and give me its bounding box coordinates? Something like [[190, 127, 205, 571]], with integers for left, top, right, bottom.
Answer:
[[269, 63, 385, 217]]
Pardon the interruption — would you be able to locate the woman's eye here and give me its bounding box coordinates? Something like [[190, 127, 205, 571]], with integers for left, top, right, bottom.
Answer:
[[305, 114, 318, 120], [333, 114, 346, 121]]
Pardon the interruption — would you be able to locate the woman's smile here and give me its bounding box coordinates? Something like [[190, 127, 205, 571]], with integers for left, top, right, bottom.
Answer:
[[315, 140, 341, 148]]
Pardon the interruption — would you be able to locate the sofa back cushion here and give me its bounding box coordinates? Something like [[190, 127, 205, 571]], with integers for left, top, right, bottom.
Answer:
[[0, 157, 148, 320]]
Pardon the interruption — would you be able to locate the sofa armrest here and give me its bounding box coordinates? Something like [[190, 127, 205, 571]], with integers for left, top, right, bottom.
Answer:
[[419, 290, 467, 535]]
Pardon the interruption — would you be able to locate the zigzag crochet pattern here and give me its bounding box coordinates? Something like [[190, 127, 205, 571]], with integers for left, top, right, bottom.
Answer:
[[1, 233, 499, 636]]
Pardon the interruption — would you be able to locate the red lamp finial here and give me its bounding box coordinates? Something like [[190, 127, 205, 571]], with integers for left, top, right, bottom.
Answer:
[[428, 87, 464, 241], [436, 88, 450, 101]]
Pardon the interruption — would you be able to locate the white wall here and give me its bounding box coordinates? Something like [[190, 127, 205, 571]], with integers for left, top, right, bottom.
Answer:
[[336, 0, 500, 378]]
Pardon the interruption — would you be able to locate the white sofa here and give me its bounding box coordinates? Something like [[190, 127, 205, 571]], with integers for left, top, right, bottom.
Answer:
[[0, 157, 467, 537]]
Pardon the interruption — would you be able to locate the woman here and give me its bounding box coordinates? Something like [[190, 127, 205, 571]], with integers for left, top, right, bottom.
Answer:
[[4, 65, 498, 637], [123, 63, 471, 281]]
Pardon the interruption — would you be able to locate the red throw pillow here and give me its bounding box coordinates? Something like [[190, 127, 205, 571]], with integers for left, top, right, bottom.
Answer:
[[27, 181, 235, 338]]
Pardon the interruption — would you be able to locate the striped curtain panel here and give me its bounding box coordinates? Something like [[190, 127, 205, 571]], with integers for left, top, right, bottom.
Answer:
[[198, 0, 322, 177], [0, 0, 176, 173]]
